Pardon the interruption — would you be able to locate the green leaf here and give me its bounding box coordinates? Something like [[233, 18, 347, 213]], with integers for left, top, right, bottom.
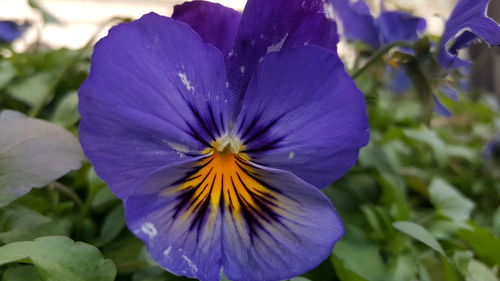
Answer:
[[0, 60, 16, 90], [452, 251, 473, 277], [103, 234, 145, 273], [0, 110, 84, 207], [361, 205, 394, 239], [428, 219, 469, 240], [331, 255, 367, 281], [51, 91, 79, 128], [404, 127, 447, 166], [387, 253, 418, 281], [332, 225, 386, 281], [429, 179, 475, 222], [445, 145, 476, 162], [2, 265, 42, 281], [359, 142, 410, 219], [96, 204, 125, 246], [465, 260, 497, 281], [6, 73, 54, 107], [0, 236, 116, 281], [0, 206, 70, 243], [92, 187, 117, 210], [492, 207, 500, 237], [393, 221, 444, 255], [458, 225, 500, 266]]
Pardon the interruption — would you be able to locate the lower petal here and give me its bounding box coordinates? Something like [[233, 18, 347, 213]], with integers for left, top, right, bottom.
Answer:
[[125, 157, 223, 281], [125, 150, 343, 281], [221, 164, 344, 281]]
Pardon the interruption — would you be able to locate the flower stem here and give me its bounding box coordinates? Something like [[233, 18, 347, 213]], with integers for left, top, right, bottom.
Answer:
[[352, 41, 414, 80], [49, 181, 84, 208]]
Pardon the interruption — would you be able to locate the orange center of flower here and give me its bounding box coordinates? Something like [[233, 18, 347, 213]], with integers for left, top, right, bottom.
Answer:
[[172, 136, 281, 226]]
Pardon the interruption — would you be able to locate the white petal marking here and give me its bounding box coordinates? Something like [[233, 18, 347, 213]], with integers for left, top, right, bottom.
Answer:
[[266, 33, 289, 54], [178, 72, 195, 92], [141, 222, 157, 239], [182, 255, 199, 273]]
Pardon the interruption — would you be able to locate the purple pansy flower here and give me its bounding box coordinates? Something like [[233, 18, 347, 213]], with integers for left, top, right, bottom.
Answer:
[[331, 0, 425, 95], [437, 0, 500, 68], [78, 1, 369, 280], [434, 0, 500, 115], [0, 21, 28, 43], [330, 0, 426, 49]]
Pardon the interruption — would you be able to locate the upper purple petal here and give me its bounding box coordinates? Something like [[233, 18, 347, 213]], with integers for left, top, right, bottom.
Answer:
[[226, 0, 339, 103], [330, 0, 380, 48], [234, 46, 370, 188], [438, 0, 500, 68], [172, 1, 241, 57], [377, 11, 426, 45], [78, 13, 232, 199]]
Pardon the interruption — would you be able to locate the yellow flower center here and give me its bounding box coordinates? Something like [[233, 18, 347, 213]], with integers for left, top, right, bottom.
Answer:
[[170, 135, 282, 227]]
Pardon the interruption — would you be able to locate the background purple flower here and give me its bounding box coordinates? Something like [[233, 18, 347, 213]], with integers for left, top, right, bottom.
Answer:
[[329, 0, 379, 48], [0, 21, 28, 43], [330, 0, 426, 49], [437, 0, 500, 68], [377, 10, 426, 46]]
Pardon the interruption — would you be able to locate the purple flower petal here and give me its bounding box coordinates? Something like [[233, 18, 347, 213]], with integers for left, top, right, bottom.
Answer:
[[234, 46, 369, 188], [330, 0, 380, 48], [448, 30, 478, 53], [0, 21, 28, 43], [227, 0, 339, 100], [441, 84, 459, 101], [172, 1, 241, 57], [438, 0, 500, 68], [79, 13, 232, 199], [434, 96, 453, 117], [386, 66, 412, 93], [222, 163, 343, 281], [125, 153, 343, 281], [331, 0, 426, 48], [125, 156, 223, 281], [377, 11, 426, 45]]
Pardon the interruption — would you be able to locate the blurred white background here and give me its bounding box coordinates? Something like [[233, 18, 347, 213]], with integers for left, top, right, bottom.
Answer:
[[0, 0, 456, 49]]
